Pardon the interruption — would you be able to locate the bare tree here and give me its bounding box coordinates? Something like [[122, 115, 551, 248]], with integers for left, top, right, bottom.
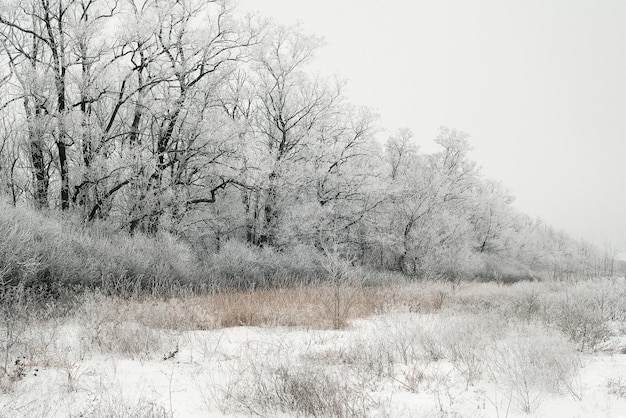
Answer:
[[385, 128, 416, 181], [0, 0, 115, 210], [243, 24, 341, 245], [1, 7, 53, 209], [383, 127, 478, 275], [116, 0, 263, 234]]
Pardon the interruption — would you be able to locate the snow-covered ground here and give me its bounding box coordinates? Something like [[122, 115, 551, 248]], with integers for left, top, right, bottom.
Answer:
[[2, 308, 626, 418]]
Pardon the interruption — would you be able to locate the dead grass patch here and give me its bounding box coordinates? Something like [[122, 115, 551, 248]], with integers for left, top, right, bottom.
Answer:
[[74, 283, 455, 331], [204, 283, 454, 329], [67, 279, 626, 336]]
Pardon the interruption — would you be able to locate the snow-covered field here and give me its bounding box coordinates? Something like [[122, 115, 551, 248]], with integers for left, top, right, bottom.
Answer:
[[2, 280, 626, 417]]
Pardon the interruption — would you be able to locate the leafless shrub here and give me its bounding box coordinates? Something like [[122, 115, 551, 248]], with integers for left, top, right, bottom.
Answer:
[[607, 377, 626, 398], [80, 321, 169, 358], [506, 282, 544, 320], [542, 290, 611, 352], [229, 362, 380, 417], [306, 336, 397, 382], [0, 284, 31, 385], [0, 357, 26, 393], [417, 319, 447, 362], [75, 393, 170, 418], [437, 312, 505, 388], [78, 293, 172, 358], [401, 364, 428, 393], [450, 280, 623, 352], [448, 282, 511, 314], [0, 202, 201, 295], [88, 294, 217, 331], [207, 240, 326, 289], [317, 245, 365, 329], [487, 323, 581, 413], [572, 278, 626, 322], [449, 281, 549, 321], [0, 283, 64, 392], [385, 320, 423, 365]]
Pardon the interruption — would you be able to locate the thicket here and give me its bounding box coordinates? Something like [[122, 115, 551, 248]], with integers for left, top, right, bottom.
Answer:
[[0, 0, 618, 292], [0, 198, 621, 299], [0, 202, 200, 294]]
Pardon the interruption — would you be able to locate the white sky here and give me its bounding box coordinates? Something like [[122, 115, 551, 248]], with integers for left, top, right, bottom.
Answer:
[[237, 0, 626, 252]]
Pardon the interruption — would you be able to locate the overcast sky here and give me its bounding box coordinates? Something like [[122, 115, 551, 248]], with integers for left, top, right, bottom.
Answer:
[[237, 0, 626, 253]]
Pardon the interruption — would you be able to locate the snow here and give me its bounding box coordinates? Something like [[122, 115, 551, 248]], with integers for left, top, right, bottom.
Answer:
[[2, 312, 626, 417]]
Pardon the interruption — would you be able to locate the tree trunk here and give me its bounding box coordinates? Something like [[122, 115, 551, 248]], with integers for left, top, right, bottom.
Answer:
[[25, 101, 49, 210], [30, 140, 49, 209], [262, 172, 278, 246], [57, 140, 69, 210]]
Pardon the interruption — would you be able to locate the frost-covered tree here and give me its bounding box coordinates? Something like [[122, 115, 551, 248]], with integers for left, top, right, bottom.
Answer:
[[0, 1, 604, 281], [381, 127, 478, 276], [240, 24, 338, 245]]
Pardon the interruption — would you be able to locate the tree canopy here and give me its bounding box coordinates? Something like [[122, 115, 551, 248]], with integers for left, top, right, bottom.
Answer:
[[0, 0, 610, 282]]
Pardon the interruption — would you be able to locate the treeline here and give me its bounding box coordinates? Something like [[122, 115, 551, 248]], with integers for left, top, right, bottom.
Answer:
[[0, 0, 613, 284]]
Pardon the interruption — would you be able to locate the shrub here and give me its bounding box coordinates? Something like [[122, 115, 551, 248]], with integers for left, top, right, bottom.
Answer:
[[479, 254, 537, 283], [487, 323, 581, 413], [0, 283, 62, 391], [77, 293, 174, 358], [207, 240, 326, 289], [229, 362, 379, 417], [607, 377, 626, 398], [0, 206, 42, 285], [437, 311, 506, 388], [0, 202, 201, 295], [542, 286, 612, 352]]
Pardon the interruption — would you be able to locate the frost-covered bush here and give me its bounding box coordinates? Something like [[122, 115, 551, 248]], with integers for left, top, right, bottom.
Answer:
[[541, 284, 613, 352], [77, 293, 174, 358], [480, 253, 537, 283], [570, 278, 626, 322], [229, 360, 379, 417], [449, 280, 624, 352], [436, 311, 506, 387], [487, 323, 581, 413], [449, 283, 512, 314], [208, 240, 327, 289], [449, 281, 550, 321], [0, 202, 201, 294], [0, 205, 44, 285]]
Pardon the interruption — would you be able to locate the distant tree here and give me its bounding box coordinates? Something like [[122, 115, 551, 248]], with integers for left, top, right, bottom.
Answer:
[[385, 128, 417, 181], [470, 179, 515, 254], [384, 127, 478, 276]]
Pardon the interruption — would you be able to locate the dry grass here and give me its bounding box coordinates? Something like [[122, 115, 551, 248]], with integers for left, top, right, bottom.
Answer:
[[76, 283, 455, 331], [71, 278, 626, 338], [205, 281, 455, 329]]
